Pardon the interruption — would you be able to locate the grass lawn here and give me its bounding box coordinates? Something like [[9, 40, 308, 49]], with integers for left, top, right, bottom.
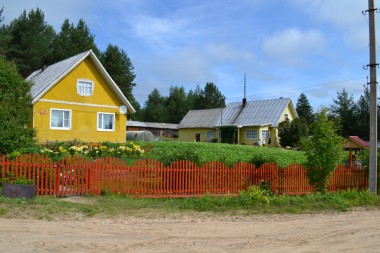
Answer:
[[0, 189, 379, 220]]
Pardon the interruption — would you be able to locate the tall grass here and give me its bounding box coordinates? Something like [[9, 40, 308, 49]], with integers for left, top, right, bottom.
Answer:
[[139, 141, 308, 167], [0, 189, 379, 220]]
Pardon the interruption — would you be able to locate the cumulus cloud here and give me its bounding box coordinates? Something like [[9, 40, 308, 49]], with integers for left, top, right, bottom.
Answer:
[[263, 27, 326, 66]]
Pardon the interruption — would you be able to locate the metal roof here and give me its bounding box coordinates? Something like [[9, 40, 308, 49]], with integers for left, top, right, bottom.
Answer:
[[234, 98, 293, 127], [179, 98, 297, 129], [128, 120, 178, 129], [178, 108, 223, 128], [26, 50, 135, 113]]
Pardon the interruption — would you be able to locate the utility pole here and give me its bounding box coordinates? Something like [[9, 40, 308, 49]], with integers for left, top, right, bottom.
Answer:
[[364, 0, 378, 193]]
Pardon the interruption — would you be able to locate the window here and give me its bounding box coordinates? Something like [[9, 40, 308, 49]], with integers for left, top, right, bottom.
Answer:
[[97, 113, 115, 131], [284, 114, 289, 121], [245, 130, 258, 139], [262, 130, 270, 139], [50, 109, 71, 130], [218, 130, 222, 139], [77, 79, 94, 96], [206, 131, 215, 139]]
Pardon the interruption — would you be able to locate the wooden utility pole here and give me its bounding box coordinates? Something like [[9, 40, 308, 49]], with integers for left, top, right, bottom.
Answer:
[[366, 0, 378, 193]]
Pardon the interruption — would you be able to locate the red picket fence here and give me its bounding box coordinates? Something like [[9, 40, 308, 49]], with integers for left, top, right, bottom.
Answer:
[[0, 154, 368, 197]]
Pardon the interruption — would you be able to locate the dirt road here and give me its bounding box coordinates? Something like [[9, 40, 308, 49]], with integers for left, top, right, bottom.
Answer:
[[0, 208, 379, 253]]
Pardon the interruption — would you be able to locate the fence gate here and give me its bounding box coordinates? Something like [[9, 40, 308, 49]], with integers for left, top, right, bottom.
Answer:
[[56, 156, 90, 196]]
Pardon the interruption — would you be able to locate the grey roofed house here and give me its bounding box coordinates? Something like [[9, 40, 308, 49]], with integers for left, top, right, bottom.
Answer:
[[180, 98, 297, 129], [26, 50, 135, 113], [127, 120, 178, 138], [178, 108, 224, 129]]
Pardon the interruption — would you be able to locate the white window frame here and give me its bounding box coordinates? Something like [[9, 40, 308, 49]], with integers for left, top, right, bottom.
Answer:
[[206, 130, 215, 139], [77, 79, 94, 96], [284, 113, 289, 121], [97, 112, 115, 131], [50, 109, 71, 130], [262, 130, 270, 139], [245, 129, 258, 139]]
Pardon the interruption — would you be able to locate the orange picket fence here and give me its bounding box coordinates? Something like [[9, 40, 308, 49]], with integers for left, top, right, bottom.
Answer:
[[0, 154, 368, 197]]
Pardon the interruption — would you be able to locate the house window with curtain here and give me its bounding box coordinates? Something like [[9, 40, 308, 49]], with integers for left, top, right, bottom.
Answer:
[[77, 79, 94, 96], [262, 130, 270, 139], [50, 109, 71, 130], [206, 131, 215, 139], [97, 112, 115, 131], [245, 129, 258, 139]]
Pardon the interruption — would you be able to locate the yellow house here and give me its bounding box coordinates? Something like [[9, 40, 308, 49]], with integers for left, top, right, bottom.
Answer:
[[26, 50, 135, 143], [178, 98, 297, 146]]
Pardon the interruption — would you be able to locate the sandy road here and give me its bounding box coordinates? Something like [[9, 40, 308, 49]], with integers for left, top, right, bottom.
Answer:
[[0, 208, 379, 253]]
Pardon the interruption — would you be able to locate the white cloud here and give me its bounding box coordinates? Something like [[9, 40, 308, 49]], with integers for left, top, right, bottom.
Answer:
[[263, 27, 326, 66]]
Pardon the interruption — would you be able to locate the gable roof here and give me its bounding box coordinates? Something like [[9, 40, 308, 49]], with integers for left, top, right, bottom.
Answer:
[[128, 120, 178, 130], [178, 108, 223, 128], [179, 98, 297, 129], [344, 136, 370, 149], [26, 50, 135, 113]]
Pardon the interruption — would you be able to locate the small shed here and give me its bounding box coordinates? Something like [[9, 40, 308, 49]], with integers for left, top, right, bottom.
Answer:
[[343, 136, 369, 167]]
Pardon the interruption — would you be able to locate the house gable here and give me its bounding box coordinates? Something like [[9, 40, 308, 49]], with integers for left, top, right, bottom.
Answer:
[[28, 51, 134, 143]]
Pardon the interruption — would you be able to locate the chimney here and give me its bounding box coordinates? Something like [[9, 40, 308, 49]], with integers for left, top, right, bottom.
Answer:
[[242, 73, 247, 106]]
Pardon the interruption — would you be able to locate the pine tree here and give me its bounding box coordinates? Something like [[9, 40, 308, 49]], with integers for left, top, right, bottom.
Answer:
[[165, 86, 188, 123], [353, 85, 370, 140], [296, 93, 314, 125], [6, 8, 56, 77], [142, 89, 167, 122], [330, 89, 355, 137]]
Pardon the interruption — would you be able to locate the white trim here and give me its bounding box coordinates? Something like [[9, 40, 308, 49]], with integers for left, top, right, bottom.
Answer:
[[77, 78, 94, 96], [40, 99, 119, 109], [97, 112, 115, 131], [245, 129, 258, 139], [50, 108, 72, 130]]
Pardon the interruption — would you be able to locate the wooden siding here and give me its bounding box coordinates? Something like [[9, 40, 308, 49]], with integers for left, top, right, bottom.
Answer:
[[33, 58, 127, 142], [179, 128, 219, 142]]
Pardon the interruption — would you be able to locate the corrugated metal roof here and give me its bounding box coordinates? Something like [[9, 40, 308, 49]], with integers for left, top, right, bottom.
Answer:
[[178, 108, 223, 128], [234, 98, 291, 127], [27, 51, 91, 103], [179, 98, 297, 129], [127, 121, 178, 129], [26, 50, 135, 113]]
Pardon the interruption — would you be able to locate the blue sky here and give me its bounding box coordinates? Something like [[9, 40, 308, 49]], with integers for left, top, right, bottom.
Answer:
[[2, 0, 377, 110]]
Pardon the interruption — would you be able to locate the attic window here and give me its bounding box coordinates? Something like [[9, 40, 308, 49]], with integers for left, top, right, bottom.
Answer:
[[284, 114, 289, 121], [77, 79, 94, 96]]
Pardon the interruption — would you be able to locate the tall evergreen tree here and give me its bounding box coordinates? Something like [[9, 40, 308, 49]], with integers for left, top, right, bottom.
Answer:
[[296, 93, 314, 125], [52, 18, 100, 61], [353, 85, 370, 141], [330, 89, 355, 137], [142, 89, 167, 122], [6, 8, 56, 77], [0, 7, 10, 57], [100, 44, 140, 118], [165, 86, 188, 123], [187, 84, 203, 110], [201, 82, 226, 109]]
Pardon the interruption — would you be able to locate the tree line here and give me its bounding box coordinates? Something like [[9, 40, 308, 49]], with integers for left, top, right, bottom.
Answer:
[[280, 85, 373, 147], [0, 7, 375, 143], [0, 7, 226, 123]]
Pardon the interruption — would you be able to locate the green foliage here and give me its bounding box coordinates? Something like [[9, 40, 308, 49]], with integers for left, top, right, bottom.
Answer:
[[142, 141, 306, 167], [219, 125, 237, 144], [301, 109, 344, 192], [239, 185, 272, 205], [0, 57, 36, 154], [3, 173, 35, 185], [100, 44, 137, 110], [188, 82, 226, 110], [296, 93, 314, 125], [278, 118, 309, 148], [353, 85, 370, 141], [165, 86, 189, 123], [330, 89, 356, 138], [6, 8, 56, 77], [142, 88, 167, 122]]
